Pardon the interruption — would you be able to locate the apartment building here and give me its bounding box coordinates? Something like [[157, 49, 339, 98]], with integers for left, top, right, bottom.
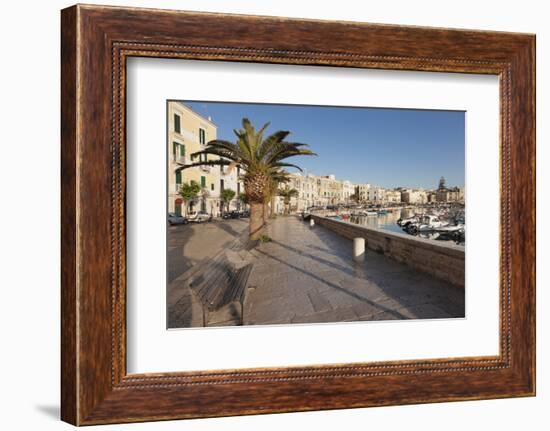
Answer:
[[317, 175, 343, 205], [367, 186, 386, 203], [167, 102, 242, 216], [356, 183, 371, 202], [401, 189, 428, 204], [385, 190, 402, 204]]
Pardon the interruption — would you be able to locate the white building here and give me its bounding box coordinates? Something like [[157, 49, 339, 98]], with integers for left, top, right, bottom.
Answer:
[[356, 183, 371, 202], [401, 189, 428, 204], [342, 180, 356, 202], [367, 186, 386, 203], [385, 190, 402, 203]]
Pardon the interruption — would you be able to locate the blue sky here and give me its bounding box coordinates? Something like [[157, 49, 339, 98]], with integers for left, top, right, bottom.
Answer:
[[182, 101, 465, 190]]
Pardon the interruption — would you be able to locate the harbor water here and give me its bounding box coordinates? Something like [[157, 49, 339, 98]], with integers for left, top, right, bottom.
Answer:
[[347, 207, 465, 246]]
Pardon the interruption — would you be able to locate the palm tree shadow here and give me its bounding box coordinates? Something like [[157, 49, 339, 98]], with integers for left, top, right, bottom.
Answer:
[[214, 219, 244, 238], [268, 237, 370, 280], [253, 247, 406, 319]]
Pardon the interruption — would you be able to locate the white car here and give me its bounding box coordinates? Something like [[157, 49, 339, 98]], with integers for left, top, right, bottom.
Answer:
[[187, 211, 212, 223]]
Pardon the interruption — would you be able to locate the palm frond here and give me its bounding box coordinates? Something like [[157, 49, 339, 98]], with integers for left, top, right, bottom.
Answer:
[[177, 159, 231, 171], [270, 162, 306, 172], [257, 131, 291, 160], [191, 148, 241, 162], [268, 150, 316, 167]]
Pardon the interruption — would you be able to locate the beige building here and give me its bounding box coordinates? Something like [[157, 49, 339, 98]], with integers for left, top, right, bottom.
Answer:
[[283, 173, 319, 212], [283, 173, 358, 212], [356, 184, 371, 202], [367, 186, 386, 203], [385, 190, 402, 204], [317, 175, 343, 205], [427, 192, 437, 204], [168, 102, 242, 216], [401, 189, 428, 204], [436, 187, 463, 203]]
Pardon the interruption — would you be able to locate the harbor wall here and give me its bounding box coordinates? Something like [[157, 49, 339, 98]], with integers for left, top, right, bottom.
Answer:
[[311, 215, 465, 288]]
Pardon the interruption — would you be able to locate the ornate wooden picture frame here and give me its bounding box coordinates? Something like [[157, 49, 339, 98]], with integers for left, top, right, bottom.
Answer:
[[61, 4, 535, 425]]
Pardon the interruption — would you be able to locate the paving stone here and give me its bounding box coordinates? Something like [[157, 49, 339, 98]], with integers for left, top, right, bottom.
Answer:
[[307, 290, 333, 312], [167, 216, 465, 328]]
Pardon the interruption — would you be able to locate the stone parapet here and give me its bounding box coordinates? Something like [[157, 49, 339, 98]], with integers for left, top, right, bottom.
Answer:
[[311, 215, 465, 287]]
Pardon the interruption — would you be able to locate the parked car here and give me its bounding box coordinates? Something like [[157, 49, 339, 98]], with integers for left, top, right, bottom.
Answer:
[[168, 213, 188, 225], [222, 210, 241, 219], [222, 210, 249, 219], [187, 211, 212, 223]]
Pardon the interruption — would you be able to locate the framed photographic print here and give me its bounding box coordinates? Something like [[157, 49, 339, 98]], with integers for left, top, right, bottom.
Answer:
[[61, 4, 536, 425]]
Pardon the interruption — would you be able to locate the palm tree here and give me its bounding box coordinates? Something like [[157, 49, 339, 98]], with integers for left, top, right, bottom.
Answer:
[[278, 186, 299, 214], [179, 118, 315, 239], [238, 192, 248, 210]]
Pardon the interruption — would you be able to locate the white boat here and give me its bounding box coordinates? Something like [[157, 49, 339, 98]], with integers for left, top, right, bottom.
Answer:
[[415, 215, 447, 232], [397, 215, 419, 227], [433, 223, 464, 233]]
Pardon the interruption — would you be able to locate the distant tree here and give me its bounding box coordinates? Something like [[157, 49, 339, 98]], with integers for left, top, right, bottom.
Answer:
[[279, 186, 299, 214], [221, 188, 236, 213], [178, 180, 201, 215]]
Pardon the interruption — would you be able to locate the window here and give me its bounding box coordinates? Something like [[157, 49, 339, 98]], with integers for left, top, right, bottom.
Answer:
[[220, 179, 225, 192], [175, 170, 181, 184], [211, 183, 214, 191], [174, 114, 181, 133], [200, 176, 206, 187], [173, 142, 185, 161], [199, 128, 206, 145]]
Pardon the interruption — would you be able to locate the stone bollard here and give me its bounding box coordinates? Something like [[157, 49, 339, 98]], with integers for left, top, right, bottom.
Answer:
[[353, 237, 365, 262], [310, 218, 315, 227]]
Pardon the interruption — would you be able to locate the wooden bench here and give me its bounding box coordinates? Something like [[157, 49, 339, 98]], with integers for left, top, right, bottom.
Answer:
[[188, 256, 253, 327]]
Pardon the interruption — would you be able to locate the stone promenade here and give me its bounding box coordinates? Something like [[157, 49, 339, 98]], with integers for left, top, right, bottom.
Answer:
[[167, 216, 464, 328]]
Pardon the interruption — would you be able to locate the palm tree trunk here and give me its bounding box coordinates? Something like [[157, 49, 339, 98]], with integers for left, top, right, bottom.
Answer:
[[263, 202, 269, 225], [249, 202, 264, 240]]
